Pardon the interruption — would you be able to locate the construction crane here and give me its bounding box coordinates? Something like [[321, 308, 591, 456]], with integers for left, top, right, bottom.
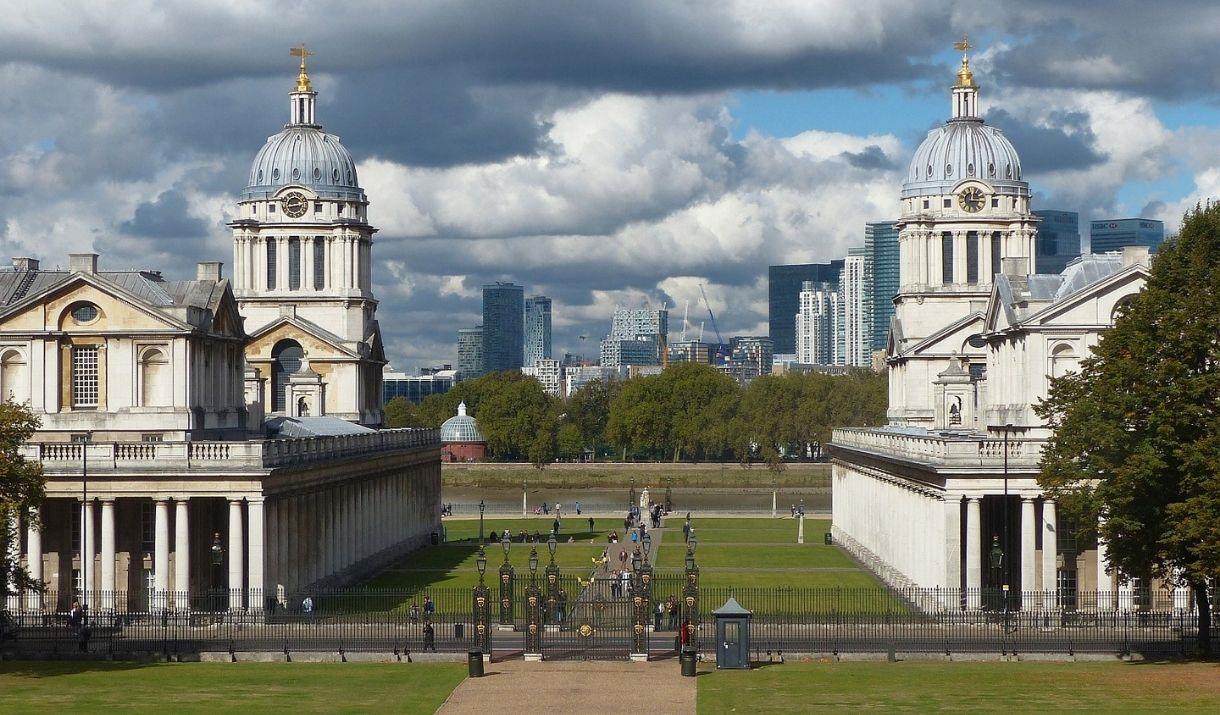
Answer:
[[698, 283, 724, 349]]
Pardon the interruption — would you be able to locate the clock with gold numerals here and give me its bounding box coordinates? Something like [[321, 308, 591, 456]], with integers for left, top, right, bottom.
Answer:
[[281, 191, 308, 218], [958, 187, 986, 213]]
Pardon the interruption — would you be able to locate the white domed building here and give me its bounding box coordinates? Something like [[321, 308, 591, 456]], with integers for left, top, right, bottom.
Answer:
[[440, 402, 487, 462], [829, 44, 1161, 612], [231, 52, 385, 426]]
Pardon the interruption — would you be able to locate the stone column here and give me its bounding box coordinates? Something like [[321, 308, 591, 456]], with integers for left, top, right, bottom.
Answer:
[[965, 497, 981, 607], [5, 511, 19, 611], [1096, 514, 1112, 610], [1020, 497, 1036, 606], [82, 499, 96, 601], [247, 498, 265, 603], [943, 496, 961, 607], [228, 499, 245, 610], [26, 506, 42, 610], [1041, 499, 1057, 610], [263, 498, 277, 596], [154, 498, 170, 609], [100, 499, 116, 610], [174, 499, 190, 608]]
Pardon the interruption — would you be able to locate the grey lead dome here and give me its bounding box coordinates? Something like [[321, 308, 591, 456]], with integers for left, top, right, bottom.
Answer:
[[243, 126, 365, 202], [903, 119, 1024, 200]]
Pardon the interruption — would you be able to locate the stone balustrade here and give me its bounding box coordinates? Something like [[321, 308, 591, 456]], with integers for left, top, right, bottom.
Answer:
[[831, 427, 1042, 468], [20, 428, 440, 472]]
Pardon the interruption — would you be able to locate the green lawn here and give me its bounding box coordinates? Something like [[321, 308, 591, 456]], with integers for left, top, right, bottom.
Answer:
[[657, 544, 855, 569], [697, 661, 1220, 713], [0, 662, 465, 714], [693, 570, 883, 591], [442, 517, 604, 542], [366, 542, 606, 591]]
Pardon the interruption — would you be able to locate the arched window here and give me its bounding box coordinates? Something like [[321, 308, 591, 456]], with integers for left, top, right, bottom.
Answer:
[[1050, 343, 1078, 380], [297, 396, 310, 417], [0, 349, 27, 404], [271, 339, 304, 412], [1111, 296, 1135, 323], [139, 348, 170, 406]]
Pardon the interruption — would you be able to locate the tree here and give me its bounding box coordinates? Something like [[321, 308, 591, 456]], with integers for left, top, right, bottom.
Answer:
[[383, 396, 423, 428], [555, 422, 585, 461], [567, 378, 618, 455], [1035, 205, 1220, 655], [1, 401, 44, 603]]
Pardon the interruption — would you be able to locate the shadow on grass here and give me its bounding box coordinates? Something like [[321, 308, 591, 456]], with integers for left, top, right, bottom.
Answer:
[[0, 660, 162, 678]]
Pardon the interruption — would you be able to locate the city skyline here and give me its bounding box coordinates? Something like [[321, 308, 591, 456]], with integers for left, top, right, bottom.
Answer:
[[3, 4, 1217, 370]]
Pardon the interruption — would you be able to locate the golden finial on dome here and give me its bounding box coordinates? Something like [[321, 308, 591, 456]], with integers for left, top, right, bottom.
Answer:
[[290, 44, 314, 93], [953, 35, 976, 88]]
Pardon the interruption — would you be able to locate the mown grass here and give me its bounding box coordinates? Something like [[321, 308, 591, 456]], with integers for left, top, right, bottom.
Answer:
[[0, 662, 466, 714], [443, 462, 830, 489], [697, 661, 1220, 713]]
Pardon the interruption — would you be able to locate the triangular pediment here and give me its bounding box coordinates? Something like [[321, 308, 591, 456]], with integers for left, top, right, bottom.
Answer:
[[0, 273, 189, 333], [246, 315, 361, 361], [908, 311, 985, 357], [1024, 264, 1149, 327]]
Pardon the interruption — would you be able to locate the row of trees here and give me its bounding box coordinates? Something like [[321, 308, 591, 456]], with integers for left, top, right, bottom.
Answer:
[[384, 363, 888, 468]]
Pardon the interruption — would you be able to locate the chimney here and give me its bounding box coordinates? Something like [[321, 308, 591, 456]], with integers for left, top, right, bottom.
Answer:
[[69, 253, 99, 275], [1000, 256, 1028, 278], [11, 257, 39, 272], [196, 261, 224, 281], [1122, 245, 1150, 268]]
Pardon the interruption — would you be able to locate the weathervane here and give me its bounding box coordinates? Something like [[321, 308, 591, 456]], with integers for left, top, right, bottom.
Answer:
[[290, 44, 314, 92], [954, 36, 973, 57]]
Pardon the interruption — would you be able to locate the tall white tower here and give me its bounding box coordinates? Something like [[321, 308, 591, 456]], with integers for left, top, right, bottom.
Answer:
[[887, 38, 1038, 425], [231, 47, 385, 426]]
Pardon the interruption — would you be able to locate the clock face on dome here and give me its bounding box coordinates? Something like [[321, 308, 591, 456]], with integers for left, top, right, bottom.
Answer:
[[958, 187, 986, 213], [281, 191, 308, 218]]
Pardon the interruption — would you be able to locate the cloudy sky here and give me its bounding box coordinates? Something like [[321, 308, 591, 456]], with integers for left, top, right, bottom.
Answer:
[[4, 1, 1219, 370]]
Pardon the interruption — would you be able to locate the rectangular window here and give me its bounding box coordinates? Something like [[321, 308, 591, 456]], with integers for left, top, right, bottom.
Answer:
[[288, 237, 301, 290], [72, 504, 82, 552], [313, 238, 326, 290], [336, 204, 343, 215], [1057, 569, 1078, 610], [922, 199, 929, 210], [941, 232, 954, 285], [266, 241, 277, 289], [140, 502, 155, 554], [268, 203, 276, 213], [71, 346, 99, 408], [991, 196, 999, 208], [966, 231, 979, 283], [140, 433, 163, 442], [313, 202, 322, 213], [991, 232, 1002, 279], [943, 198, 951, 208]]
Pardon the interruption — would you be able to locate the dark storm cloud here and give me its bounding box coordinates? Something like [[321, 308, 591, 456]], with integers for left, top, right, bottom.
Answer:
[[988, 109, 1105, 174], [841, 145, 896, 170], [119, 189, 208, 239]]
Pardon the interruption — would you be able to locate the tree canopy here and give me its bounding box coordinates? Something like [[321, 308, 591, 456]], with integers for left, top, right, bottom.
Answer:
[[1, 401, 44, 601], [1035, 204, 1220, 654]]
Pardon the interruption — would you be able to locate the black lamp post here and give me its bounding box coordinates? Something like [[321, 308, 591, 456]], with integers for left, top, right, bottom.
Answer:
[[78, 430, 92, 609], [1001, 423, 1013, 611], [473, 545, 491, 655], [525, 546, 542, 654], [641, 531, 652, 564], [989, 535, 1004, 611], [478, 499, 485, 542], [664, 476, 673, 512], [545, 535, 560, 624], [499, 531, 514, 625], [629, 475, 636, 510], [682, 535, 700, 652], [209, 532, 224, 611]]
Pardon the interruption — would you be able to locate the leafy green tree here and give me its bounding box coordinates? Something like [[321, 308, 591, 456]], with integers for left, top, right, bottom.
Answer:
[[1035, 205, 1220, 654], [735, 374, 802, 470], [555, 422, 585, 461], [1, 401, 45, 602], [383, 396, 423, 428], [472, 372, 558, 461], [567, 378, 618, 455], [606, 374, 672, 460], [662, 363, 738, 461]]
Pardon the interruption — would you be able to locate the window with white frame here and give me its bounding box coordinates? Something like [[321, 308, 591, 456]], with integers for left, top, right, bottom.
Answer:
[[72, 345, 99, 407]]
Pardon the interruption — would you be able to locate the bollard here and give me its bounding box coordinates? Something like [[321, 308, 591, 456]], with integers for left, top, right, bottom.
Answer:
[[467, 650, 485, 677]]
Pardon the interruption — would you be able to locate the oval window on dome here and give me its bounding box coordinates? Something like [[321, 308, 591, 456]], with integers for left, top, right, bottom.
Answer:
[[313, 167, 321, 181], [967, 162, 974, 176], [945, 163, 953, 177], [927, 164, 933, 177], [347, 170, 352, 184], [257, 170, 263, 183], [332, 168, 340, 181], [272, 168, 280, 181], [1006, 165, 1012, 179], [292, 168, 300, 181], [988, 163, 995, 177]]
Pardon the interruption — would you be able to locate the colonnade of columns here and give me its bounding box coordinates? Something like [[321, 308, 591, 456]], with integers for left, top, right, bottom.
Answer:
[[233, 233, 370, 295]]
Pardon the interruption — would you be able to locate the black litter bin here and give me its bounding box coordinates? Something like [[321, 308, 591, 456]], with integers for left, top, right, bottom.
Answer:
[[467, 650, 484, 677], [431, 531, 439, 546], [454, 622, 464, 639], [824, 532, 833, 546], [680, 647, 697, 677]]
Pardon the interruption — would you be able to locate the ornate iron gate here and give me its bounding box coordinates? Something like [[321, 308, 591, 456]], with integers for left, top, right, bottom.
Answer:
[[536, 576, 634, 661]]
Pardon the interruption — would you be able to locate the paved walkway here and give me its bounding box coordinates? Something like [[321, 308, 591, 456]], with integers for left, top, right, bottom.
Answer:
[[437, 659, 695, 714]]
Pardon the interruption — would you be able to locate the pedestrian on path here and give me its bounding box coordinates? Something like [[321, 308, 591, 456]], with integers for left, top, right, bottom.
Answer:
[[552, 518, 560, 535], [602, 551, 610, 573], [667, 597, 679, 630], [630, 530, 638, 545], [610, 570, 620, 597], [655, 601, 664, 631], [619, 548, 628, 569], [619, 569, 632, 597], [576, 501, 581, 515], [588, 516, 595, 534], [682, 521, 690, 542]]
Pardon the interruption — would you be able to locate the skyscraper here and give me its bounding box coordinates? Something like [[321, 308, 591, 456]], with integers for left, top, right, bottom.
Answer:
[[1089, 218, 1164, 254], [457, 326, 485, 381], [524, 295, 552, 366], [1033, 210, 1081, 274], [796, 281, 840, 365], [864, 221, 899, 352], [482, 282, 525, 373], [610, 307, 668, 340], [840, 248, 870, 367], [768, 261, 845, 354]]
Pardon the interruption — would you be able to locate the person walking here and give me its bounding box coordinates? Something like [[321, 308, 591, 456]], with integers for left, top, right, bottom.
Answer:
[[552, 517, 560, 535], [668, 596, 679, 630], [682, 520, 690, 542], [630, 529, 638, 545], [423, 620, 436, 652], [423, 595, 435, 617], [588, 516, 595, 534], [601, 551, 610, 573], [655, 600, 665, 631], [619, 569, 632, 598], [619, 548, 628, 569], [575, 500, 581, 515]]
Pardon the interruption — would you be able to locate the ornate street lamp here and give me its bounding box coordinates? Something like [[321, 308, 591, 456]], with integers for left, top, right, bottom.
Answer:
[[499, 531, 514, 625], [641, 531, 652, 563], [529, 546, 539, 581], [544, 535, 560, 624], [631, 550, 642, 574], [682, 535, 700, 652], [472, 545, 491, 655], [664, 476, 673, 512], [629, 475, 636, 510], [547, 534, 557, 565], [478, 499, 486, 542], [210, 532, 224, 611], [525, 546, 542, 655]]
